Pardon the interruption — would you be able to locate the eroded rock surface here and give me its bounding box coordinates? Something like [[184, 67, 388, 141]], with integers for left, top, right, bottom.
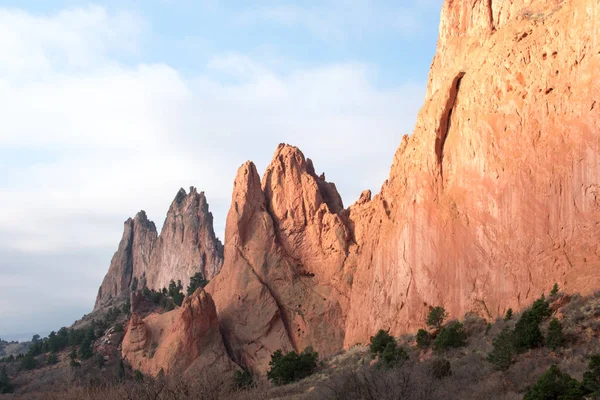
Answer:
[[95, 188, 223, 310], [121, 288, 233, 376]]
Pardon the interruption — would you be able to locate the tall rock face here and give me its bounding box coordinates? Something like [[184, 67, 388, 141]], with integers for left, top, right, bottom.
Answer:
[[343, 0, 600, 346], [95, 211, 157, 308], [208, 145, 355, 372], [145, 187, 224, 291], [95, 188, 223, 310], [122, 288, 234, 376]]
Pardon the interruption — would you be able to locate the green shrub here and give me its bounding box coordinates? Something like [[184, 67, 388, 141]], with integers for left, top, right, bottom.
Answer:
[[504, 308, 513, 321], [434, 321, 467, 352], [168, 280, 184, 307], [430, 358, 452, 379], [134, 370, 144, 381], [0, 366, 13, 394], [524, 365, 584, 400], [233, 369, 254, 390], [113, 323, 124, 333], [487, 327, 515, 371], [546, 318, 565, 350], [582, 355, 600, 396], [416, 329, 432, 349], [20, 353, 36, 371], [512, 296, 551, 353], [550, 283, 560, 297], [47, 353, 58, 365], [267, 347, 319, 386], [377, 342, 408, 369], [427, 306, 448, 331], [369, 330, 395, 356], [485, 323, 492, 335], [187, 272, 210, 296]]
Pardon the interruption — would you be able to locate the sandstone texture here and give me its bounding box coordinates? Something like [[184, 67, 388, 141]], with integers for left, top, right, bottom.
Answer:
[[121, 288, 233, 376], [208, 146, 356, 372], [95, 188, 223, 310], [343, 0, 600, 345]]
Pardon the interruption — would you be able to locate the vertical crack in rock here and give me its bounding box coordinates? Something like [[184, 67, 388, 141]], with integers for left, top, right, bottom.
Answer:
[[435, 72, 465, 183]]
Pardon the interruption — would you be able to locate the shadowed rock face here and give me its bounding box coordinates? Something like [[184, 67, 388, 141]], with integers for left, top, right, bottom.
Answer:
[[94, 211, 157, 309], [94, 188, 223, 310], [121, 288, 233, 376]]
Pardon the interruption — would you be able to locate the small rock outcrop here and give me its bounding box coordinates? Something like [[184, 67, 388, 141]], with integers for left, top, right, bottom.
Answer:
[[121, 288, 233, 376], [94, 188, 223, 310]]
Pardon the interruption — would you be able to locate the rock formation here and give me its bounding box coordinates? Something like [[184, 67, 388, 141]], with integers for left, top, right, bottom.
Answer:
[[343, 0, 600, 345], [95, 187, 223, 310], [145, 187, 224, 291], [208, 145, 356, 372], [98, 0, 600, 376], [211, 0, 600, 371], [121, 288, 233, 376], [95, 211, 157, 308]]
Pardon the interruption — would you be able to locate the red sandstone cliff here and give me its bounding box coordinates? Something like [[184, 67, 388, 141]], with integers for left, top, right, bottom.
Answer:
[[96, 0, 599, 375], [121, 288, 233, 376], [344, 0, 600, 346], [95, 187, 223, 310]]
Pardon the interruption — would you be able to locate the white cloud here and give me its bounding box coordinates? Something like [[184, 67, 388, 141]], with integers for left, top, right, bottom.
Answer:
[[0, 5, 426, 335]]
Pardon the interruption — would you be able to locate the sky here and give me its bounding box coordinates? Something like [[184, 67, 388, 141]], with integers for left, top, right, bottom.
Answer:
[[0, 0, 443, 341]]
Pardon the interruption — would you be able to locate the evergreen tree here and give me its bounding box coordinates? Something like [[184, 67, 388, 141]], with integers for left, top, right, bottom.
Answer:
[[20, 353, 36, 371], [504, 308, 513, 321], [427, 307, 448, 331], [546, 318, 565, 350], [187, 272, 210, 296], [0, 366, 13, 394], [582, 355, 600, 396], [550, 283, 560, 297], [267, 348, 319, 386], [416, 329, 432, 349], [434, 321, 467, 352], [488, 327, 515, 371], [524, 365, 584, 400], [369, 330, 395, 356]]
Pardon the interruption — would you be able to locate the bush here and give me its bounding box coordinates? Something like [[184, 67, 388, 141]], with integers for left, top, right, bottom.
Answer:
[[546, 318, 564, 350], [377, 341, 408, 369], [434, 321, 467, 352], [523, 365, 584, 400], [134, 370, 144, 382], [369, 330, 395, 356], [513, 310, 544, 351], [233, 369, 254, 390], [20, 352, 36, 370], [168, 280, 184, 307], [550, 283, 559, 297], [0, 366, 13, 394], [267, 347, 319, 386], [505, 308, 513, 321], [47, 353, 58, 365], [427, 306, 448, 331], [113, 323, 124, 333], [430, 358, 452, 379], [582, 355, 600, 396], [187, 272, 210, 296], [487, 327, 515, 371], [416, 329, 432, 349]]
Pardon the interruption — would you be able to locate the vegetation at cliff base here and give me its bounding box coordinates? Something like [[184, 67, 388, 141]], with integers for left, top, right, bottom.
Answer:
[[267, 348, 319, 386]]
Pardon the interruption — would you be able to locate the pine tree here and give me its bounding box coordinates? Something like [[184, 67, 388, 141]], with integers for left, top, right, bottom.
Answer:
[[0, 366, 13, 394], [488, 327, 515, 370], [546, 318, 565, 350]]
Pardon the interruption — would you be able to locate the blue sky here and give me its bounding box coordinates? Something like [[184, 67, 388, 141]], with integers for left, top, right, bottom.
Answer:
[[0, 0, 443, 340]]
